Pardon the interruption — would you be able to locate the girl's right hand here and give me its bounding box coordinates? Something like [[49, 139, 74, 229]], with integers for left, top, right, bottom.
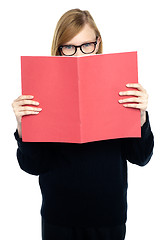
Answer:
[[12, 95, 42, 137]]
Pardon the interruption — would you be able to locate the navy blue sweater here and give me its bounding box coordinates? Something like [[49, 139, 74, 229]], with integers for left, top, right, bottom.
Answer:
[[14, 111, 154, 227]]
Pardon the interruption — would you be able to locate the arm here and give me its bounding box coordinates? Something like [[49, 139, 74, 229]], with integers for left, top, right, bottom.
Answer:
[[14, 129, 53, 175], [12, 95, 47, 175], [122, 111, 154, 166]]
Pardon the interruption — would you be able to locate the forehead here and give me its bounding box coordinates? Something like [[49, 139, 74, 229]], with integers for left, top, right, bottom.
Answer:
[[65, 24, 96, 45]]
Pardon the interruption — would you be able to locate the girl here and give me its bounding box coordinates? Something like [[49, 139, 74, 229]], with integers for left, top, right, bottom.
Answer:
[[12, 8, 154, 240]]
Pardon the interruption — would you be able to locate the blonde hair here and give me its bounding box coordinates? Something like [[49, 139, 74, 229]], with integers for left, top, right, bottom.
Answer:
[[51, 9, 103, 56]]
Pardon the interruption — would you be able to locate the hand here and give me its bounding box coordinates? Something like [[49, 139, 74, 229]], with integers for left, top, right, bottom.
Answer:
[[12, 95, 42, 137], [118, 83, 148, 126]]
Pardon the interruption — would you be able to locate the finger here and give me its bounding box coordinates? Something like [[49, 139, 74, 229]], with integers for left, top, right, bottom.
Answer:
[[15, 95, 34, 102], [119, 90, 143, 97], [118, 97, 144, 103], [123, 103, 147, 110], [19, 106, 42, 112], [16, 99, 40, 106], [126, 83, 146, 92], [18, 111, 40, 117]]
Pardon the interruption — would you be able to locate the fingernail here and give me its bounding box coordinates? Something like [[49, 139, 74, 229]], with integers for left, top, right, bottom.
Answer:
[[119, 92, 122, 95], [126, 84, 130, 87], [118, 99, 123, 103]]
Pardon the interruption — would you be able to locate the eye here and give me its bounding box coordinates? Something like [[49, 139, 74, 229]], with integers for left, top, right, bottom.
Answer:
[[83, 43, 91, 47], [64, 45, 74, 50]]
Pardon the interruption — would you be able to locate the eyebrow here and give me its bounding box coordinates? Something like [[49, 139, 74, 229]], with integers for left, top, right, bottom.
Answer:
[[64, 39, 96, 46]]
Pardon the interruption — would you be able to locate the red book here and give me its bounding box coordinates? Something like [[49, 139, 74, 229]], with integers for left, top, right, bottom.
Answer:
[[21, 52, 141, 143]]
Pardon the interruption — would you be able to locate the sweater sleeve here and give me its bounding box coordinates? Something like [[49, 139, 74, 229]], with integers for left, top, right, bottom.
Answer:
[[14, 129, 55, 175], [121, 111, 154, 166]]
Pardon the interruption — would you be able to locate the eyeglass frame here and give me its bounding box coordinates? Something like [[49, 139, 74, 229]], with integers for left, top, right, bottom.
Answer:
[[58, 36, 98, 56]]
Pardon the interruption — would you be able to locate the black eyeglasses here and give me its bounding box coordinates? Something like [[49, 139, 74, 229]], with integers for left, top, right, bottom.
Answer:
[[58, 37, 98, 56]]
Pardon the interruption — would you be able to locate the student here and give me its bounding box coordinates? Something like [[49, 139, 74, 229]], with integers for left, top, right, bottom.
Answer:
[[12, 8, 154, 240]]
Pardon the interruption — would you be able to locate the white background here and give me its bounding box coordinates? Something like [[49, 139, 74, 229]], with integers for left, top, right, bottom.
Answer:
[[0, 0, 159, 239]]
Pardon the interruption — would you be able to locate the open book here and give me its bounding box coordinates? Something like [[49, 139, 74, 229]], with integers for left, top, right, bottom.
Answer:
[[21, 52, 140, 143]]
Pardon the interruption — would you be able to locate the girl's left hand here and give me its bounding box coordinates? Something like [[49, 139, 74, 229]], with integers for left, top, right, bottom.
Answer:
[[118, 83, 148, 126]]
